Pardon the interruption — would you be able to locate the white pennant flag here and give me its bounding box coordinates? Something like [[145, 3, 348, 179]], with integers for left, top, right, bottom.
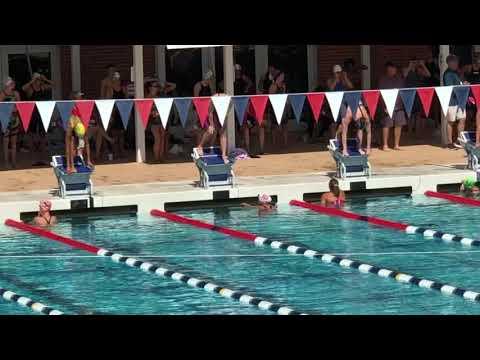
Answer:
[[153, 98, 174, 129], [268, 94, 289, 125], [95, 100, 115, 131], [36, 101, 56, 131], [211, 95, 231, 127], [325, 92, 344, 122], [435, 86, 453, 117], [380, 89, 399, 118]]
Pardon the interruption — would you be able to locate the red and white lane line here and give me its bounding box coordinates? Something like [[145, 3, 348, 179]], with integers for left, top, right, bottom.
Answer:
[[425, 191, 480, 207], [289, 200, 480, 247], [4, 219, 304, 316], [151, 209, 480, 303], [0, 285, 63, 315]]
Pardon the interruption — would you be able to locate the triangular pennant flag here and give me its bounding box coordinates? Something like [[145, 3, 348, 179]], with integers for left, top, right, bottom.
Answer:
[[380, 89, 399, 119], [0, 102, 14, 132], [153, 98, 174, 129], [399, 89, 417, 118], [288, 94, 306, 124], [55, 101, 75, 130], [268, 94, 288, 125], [174, 98, 192, 127], [435, 86, 453, 117], [325, 92, 344, 122], [192, 97, 212, 128], [115, 100, 134, 130], [232, 96, 250, 126], [416, 87, 435, 117], [95, 100, 115, 131], [362, 90, 380, 118], [306, 93, 325, 122], [15, 102, 36, 130], [135, 99, 154, 128], [211, 95, 231, 127], [453, 86, 470, 111], [343, 92, 362, 115], [250, 95, 269, 125], [36, 101, 56, 132], [471, 85, 480, 107], [75, 101, 95, 129]]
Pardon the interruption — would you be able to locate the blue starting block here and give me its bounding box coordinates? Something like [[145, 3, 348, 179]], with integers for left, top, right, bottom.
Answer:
[[192, 147, 235, 189], [51, 155, 93, 198], [328, 138, 371, 180], [459, 131, 480, 171]]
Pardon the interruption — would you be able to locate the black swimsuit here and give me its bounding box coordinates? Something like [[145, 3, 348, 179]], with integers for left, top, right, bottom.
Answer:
[[1, 91, 20, 137]]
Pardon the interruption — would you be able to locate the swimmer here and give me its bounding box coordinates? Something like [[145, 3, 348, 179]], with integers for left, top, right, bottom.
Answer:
[[241, 194, 277, 212], [460, 177, 480, 196], [33, 200, 57, 227], [65, 105, 93, 174], [321, 179, 345, 208]]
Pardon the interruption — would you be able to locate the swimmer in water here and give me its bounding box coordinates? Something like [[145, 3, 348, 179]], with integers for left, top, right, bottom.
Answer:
[[33, 200, 57, 227], [321, 179, 345, 208], [241, 194, 277, 212], [460, 177, 480, 197]]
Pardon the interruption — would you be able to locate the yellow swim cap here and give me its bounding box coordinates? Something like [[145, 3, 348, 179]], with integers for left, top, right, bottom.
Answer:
[[74, 121, 85, 137]]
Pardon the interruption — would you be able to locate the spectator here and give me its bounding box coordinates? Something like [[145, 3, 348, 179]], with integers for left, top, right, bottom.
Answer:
[[0, 77, 21, 169], [465, 58, 480, 84], [343, 58, 368, 89], [234, 64, 257, 154], [425, 55, 441, 86], [443, 54, 467, 149], [467, 59, 480, 148], [22, 72, 53, 100], [193, 70, 214, 97], [146, 80, 167, 162], [327, 65, 354, 92], [378, 62, 407, 151]]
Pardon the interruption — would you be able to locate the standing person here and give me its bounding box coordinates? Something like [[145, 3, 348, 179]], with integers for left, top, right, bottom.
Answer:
[[443, 54, 468, 149], [327, 64, 354, 92], [0, 77, 21, 169], [33, 200, 57, 227], [343, 58, 368, 90], [320, 179, 345, 208], [22, 72, 53, 99], [234, 64, 256, 154], [145, 80, 167, 162], [65, 104, 93, 174], [192, 70, 214, 146], [378, 62, 407, 151], [467, 59, 480, 148]]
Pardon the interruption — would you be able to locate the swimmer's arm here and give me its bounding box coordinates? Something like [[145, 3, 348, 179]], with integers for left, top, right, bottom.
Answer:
[[320, 194, 327, 206], [241, 203, 256, 208], [50, 216, 58, 225]]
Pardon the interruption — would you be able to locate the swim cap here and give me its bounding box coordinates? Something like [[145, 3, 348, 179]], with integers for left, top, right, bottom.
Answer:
[[463, 177, 476, 190], [258, 194, 272, 204], [74, 121, 85, 137]]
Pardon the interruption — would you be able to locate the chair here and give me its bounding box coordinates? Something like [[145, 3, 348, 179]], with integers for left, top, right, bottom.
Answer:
[[191, 147, 235, 189], [458, 131, 480, 171], [50, 155, 93, 198], [328, 138, 371, 180]]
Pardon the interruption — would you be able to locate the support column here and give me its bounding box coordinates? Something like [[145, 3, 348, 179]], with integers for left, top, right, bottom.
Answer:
[[439, 45, 450, 146], [201, 47, 216, 93], [133, 45, 146, 163], [155, 45, 166, 83], [255, 45, 268, 92], [360, 45, 371, 90], [71, 45, 81, 92], [223, 45, 235, 152], [307, 45, 318, 91]]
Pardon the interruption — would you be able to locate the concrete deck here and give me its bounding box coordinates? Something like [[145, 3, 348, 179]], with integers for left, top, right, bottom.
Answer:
[[0, 164, 473, 222]]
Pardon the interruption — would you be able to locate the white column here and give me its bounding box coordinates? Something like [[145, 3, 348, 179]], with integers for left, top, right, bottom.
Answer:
[[155, 45, 166, 83], [223, 45, 235, 152], [71, 45, 81, 92], [439, 45, 450, 146], [133, 45, 146, 163], [307, 45, 318, 91], [255, 45, 268, 92], [360, 45, 371, 90], [201, 47, 216, 93]]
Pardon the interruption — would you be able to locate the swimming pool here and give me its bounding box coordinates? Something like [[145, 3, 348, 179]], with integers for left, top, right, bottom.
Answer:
[[2, 193, 480, 315]]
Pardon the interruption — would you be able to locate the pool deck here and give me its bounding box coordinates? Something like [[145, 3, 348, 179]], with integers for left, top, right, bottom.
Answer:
[[0, 163, 473, 222]]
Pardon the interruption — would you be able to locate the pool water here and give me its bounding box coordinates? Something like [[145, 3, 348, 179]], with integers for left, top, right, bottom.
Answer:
[[2, 194, 480, 315]]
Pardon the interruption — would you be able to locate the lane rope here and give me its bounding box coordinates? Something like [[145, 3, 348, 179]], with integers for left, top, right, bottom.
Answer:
[[0, 285, 63, 315], [289, 200, 480, 247], [151, 209, 480, 303], [425, 191, 480, 207], [5, 219, 305, 316]]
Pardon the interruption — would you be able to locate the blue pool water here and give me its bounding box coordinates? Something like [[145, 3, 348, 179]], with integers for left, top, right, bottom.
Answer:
[[2, 194, 480, 315]]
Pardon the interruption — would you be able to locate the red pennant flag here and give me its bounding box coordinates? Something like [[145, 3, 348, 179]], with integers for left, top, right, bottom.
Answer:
[[192, 97, 212, 128], [74, 101, 95, 129], [15, 102, 36, 130], [470, 85, 480, 107], [135, 99, 154, 128], [416, 87, 435, 117], [250, 96, 269, 125], [306, 93, 325, 122], [362, 90, 381, 119]]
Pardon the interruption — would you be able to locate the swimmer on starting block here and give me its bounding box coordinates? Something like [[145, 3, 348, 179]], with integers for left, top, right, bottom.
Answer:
[[33, 200, 57, 227], [65, 104, 93, 174]]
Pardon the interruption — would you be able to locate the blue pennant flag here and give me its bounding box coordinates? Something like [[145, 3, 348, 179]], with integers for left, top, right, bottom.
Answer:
[[55, 101, 75, 129], [115, 100, 134, 129], [343, 92, 362, 115], [453, 86, 470, 111], [399, 89, 417, 118], [288, 94, 306, 124], [232, 96, 250, 126], [0, 102, 14, 132], [174, 98, 192, 127]]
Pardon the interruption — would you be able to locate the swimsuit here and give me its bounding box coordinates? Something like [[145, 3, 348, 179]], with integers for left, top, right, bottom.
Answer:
[[1, 91, 20, 137]]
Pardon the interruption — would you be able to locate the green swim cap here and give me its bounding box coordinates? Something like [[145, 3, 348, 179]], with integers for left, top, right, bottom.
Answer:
[[463, 177, 476, 190], [74, 122, 85, 137]]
